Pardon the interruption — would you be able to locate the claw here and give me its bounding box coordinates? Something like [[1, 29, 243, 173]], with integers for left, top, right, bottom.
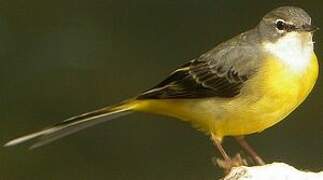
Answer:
[[213, 153, 248, 173]]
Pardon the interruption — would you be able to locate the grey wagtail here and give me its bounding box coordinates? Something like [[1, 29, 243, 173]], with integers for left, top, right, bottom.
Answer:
[[4, 6, 319, 169]]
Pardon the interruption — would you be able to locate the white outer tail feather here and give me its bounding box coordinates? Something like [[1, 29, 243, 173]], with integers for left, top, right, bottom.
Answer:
[[4, 102, 134, 149]]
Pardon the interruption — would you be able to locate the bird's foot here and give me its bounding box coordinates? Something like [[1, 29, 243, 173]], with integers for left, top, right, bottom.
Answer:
[[213, 153, 248, 173]]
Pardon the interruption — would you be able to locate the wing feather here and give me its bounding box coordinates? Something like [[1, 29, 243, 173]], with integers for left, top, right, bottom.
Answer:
[[137, 31, 261, 99]]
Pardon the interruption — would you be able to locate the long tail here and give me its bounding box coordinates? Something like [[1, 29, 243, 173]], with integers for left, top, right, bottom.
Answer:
[[4, 99, 138, 149]]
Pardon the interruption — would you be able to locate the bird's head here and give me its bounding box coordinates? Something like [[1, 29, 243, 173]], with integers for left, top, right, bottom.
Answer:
[[258, 6, 318, 43]]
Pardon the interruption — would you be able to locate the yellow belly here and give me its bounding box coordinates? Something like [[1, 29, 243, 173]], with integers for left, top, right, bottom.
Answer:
[[135, 54, 319, 140]]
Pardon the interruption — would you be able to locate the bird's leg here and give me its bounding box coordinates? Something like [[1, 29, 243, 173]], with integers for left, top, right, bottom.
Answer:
[[235, 136, 265, 165], [211, 134, 230, 161], [211, 133, 246, 172]]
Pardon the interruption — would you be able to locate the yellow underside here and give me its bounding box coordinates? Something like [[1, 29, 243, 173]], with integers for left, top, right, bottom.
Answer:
[[130, 54, 319, 140]]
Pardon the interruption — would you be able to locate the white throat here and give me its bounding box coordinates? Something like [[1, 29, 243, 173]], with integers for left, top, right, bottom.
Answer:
[[263, 32, 314, 72]]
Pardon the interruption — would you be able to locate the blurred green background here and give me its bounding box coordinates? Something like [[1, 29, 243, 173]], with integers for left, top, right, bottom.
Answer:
[[0, 0, 322, 179]]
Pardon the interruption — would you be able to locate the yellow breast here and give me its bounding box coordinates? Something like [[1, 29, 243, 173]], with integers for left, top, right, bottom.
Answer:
[[195, 53, 317, 137], [134, 54, 318, 140], [227, 53, 319, 135]]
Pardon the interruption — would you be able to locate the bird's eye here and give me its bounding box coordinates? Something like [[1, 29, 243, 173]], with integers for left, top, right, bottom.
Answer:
[[275, 19, 285, 31]]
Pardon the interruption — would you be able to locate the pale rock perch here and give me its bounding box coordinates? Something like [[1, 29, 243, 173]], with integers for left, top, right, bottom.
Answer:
[[223, 163, 323, 180]]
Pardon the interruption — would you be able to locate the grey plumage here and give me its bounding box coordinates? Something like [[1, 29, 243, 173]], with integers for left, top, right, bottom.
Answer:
[[137, 6, 315, 99], [137, 29, 262, 99]]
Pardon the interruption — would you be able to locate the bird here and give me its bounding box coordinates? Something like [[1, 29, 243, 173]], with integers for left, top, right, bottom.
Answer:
[[4, 6, 319, 170]]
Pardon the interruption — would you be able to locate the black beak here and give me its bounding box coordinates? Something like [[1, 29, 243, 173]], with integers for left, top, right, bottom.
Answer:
[[300, 24, 319, 32]]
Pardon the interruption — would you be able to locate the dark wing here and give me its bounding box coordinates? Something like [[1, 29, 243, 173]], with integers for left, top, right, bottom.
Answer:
[[137, 33, 260, 99]]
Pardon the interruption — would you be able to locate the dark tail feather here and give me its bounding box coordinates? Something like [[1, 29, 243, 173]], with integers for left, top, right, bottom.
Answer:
[[4, 100, 136, 149]]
